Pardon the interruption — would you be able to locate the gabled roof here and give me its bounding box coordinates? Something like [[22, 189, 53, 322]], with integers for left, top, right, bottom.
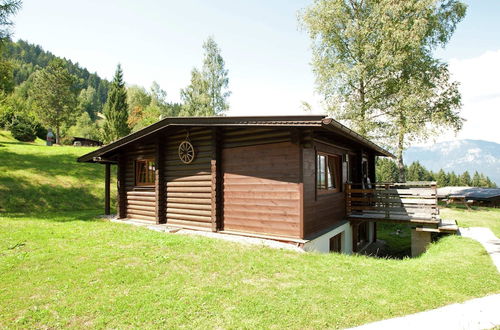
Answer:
[[77, 115, 394, 163]]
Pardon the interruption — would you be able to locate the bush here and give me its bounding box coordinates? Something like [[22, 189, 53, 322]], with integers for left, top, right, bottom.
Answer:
[[8, 116, 37, 142], [33, 122, 47, 140]]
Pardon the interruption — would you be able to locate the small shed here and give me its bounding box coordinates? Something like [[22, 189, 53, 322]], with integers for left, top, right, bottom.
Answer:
[[78, 116, 393, 253], [73, 137, 103, 147]]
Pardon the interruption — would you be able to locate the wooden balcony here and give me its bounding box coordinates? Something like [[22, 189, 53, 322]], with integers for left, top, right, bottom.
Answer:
[[346, 182, 441, 226]]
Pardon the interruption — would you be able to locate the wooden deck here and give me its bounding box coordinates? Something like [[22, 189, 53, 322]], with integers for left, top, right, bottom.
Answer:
[[346, 182, 457, 233]]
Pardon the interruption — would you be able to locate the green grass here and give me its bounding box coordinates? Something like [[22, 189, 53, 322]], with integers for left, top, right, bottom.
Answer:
[[376, 223, 412, 258], [441, 205, 500, 237], [1, 212, 499, 329], [0, 130, 116, 213], [0, 131, 499, 328]]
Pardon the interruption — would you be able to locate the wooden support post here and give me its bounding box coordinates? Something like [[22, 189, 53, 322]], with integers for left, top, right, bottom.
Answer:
[[155, 135, 166, 224], [211, 128, 221, 232], [352, 221, 359, 253], [104, 163, 111, 215], [117, 155, 127, 219]]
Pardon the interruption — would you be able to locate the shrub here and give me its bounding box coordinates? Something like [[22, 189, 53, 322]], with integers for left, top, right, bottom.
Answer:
[[8, 116, 37, 142]]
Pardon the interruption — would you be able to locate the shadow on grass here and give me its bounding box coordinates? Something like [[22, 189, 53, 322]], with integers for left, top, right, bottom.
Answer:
[[1, 209, 107, 222]]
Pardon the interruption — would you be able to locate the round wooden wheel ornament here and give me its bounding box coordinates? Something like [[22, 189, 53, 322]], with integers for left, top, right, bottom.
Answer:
[[178, 140, 195, 164]]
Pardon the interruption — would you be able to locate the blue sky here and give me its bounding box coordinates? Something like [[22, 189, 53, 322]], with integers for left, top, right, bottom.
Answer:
[[11, 0, 500, 144]]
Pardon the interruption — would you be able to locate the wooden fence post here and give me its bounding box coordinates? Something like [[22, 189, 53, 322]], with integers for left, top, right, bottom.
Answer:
[[104, 163, 111, 215]]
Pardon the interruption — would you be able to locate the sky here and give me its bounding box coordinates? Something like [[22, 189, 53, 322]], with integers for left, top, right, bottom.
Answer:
[[11, 0, 500, 145]]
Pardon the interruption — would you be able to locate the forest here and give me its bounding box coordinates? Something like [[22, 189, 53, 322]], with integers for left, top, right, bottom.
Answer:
[[0, 37, 229, 144], [377, 158, 497, 188]]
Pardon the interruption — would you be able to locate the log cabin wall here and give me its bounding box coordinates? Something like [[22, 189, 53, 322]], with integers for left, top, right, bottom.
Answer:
[[221, 128, 302, 238], [123, 141, 157, 221], [302, 140, 351, 239], [163, 128, 214, 231]]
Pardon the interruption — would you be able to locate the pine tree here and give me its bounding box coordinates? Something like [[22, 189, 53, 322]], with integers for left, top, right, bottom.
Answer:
[[471, 171, 481, 187], [102, 64, 130, 143], [460, 171, 471, 186], [436, 169, 448, 187], [0, 0, 21, 42]]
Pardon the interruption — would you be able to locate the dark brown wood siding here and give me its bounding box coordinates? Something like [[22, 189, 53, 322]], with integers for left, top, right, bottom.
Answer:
[[164, 128, 213, 230], [123, 142, 156, 221], [302, 140, 348, 238], [222, 141, 301, 238]]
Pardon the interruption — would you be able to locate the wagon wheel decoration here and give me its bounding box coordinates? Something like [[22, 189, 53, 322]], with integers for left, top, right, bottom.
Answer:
[[178, 140, 195, 164]]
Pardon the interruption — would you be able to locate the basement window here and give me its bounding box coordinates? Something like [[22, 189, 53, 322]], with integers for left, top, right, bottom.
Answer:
[[135, 159, 156, 186], [316, 153, 341, 193]]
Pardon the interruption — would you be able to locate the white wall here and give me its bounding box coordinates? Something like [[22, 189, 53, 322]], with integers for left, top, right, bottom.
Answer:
[[303, 221, 353, 254]]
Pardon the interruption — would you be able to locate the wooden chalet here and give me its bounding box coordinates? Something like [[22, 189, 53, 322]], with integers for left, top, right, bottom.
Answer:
[[78, 116, 451, 255]]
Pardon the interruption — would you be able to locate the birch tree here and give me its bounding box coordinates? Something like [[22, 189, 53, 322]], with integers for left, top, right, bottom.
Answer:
[[301, 0, 466, 181]]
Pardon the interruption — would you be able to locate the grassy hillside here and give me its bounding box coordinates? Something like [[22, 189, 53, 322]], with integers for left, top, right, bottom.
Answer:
[[0, 130, 115, 214], [0, 133, 499, 328]]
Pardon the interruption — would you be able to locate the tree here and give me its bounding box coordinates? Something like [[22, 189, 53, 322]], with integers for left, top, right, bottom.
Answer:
[[459, 171, 471, 186], [301, 0, 466, 181], [102, 64, 130, 143], [180, 68, 212, 116], [180, 37, 230, 116], [0, 59, 14, 92], [406, 161, 430, 182], [29, 59, 78, 144], [471, 171, 481, 187], [66, 112, 100, 141], [201, 36, 230, 115], [436, 169, 449, 187], [376, 157, 399, 183], [77, 86, 100, 121], [0, 0, 21, 42]]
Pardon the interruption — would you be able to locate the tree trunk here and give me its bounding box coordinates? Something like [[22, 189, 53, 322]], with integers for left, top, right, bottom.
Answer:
[[359, 79, 367, 137], [397, 129, 405, 182], [56, 125, 60, 145]]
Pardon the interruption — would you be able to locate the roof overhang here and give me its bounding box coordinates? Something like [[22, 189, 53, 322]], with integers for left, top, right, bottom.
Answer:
[[77, 115, 393, 163]]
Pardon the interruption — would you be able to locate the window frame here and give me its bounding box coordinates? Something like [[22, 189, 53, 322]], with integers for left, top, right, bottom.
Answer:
[[135, 158, 156, 186], [316, 152, 342, 194]]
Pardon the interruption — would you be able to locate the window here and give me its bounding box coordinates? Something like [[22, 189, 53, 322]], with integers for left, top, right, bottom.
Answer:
[[316, 153, 341, 193], [135, 159, 156, 186], [329, 233, 343, 253]]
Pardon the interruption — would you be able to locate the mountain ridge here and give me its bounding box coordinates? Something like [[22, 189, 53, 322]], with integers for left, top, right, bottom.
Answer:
[[405, 139, 500, 185]]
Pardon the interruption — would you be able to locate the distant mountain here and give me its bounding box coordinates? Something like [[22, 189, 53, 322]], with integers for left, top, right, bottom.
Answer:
[[405, 139, 500, 185]]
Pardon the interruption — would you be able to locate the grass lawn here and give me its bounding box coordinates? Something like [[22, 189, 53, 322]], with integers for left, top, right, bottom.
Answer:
[[441, 205, 500, 237], [1, 131, 499, 328], [0, 130, 116, 213]]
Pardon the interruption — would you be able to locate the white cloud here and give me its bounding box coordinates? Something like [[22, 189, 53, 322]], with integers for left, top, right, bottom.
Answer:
[[440, 50, 500, 144]]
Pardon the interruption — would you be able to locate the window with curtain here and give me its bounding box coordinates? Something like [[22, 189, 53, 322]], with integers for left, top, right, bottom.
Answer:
[[135, 159, 156, 186], [316, 153, 341, 193]]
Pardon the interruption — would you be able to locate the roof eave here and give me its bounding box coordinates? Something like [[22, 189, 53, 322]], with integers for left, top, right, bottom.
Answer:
[[321, 118, 394, 158]]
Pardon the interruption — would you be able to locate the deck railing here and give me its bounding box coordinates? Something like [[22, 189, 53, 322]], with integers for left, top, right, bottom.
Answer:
[[345, 182, 439, 223]]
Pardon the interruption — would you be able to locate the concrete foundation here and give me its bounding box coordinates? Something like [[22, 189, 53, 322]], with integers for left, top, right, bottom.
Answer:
[[411, 229, 432, 257]]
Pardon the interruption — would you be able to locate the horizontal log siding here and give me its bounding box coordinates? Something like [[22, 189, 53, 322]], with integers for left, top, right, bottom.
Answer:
[[302, 141, 348, 238], [222, 141, 301, 238], [164, 128, 213, 230], [123, 142, 156, 221]]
